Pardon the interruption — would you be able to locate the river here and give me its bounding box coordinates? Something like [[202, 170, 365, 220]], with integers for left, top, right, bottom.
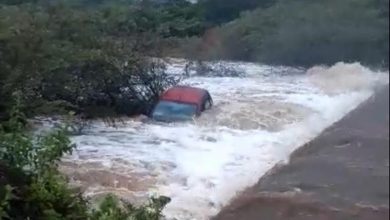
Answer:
[[46, 60, 388, 220]]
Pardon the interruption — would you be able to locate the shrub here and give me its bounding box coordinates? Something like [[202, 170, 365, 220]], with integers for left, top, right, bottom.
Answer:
[[0, 99, 170, 220]]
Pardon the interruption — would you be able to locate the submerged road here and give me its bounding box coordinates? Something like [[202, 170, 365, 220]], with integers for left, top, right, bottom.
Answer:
[[214, 85, 389, 220], [54, 61, 387, 219]]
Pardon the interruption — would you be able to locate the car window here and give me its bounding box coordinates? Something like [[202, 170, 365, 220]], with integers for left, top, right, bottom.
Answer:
[[152, 101, 197, 120]]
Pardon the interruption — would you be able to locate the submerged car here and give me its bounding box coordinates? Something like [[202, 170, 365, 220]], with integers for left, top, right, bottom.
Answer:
[[151, 86, 213, 122]]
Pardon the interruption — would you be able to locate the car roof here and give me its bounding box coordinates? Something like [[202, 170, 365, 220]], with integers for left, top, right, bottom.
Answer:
[[160, 86, 208, 106]]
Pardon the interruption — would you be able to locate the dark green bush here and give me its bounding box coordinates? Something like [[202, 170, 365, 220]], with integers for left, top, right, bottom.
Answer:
[[0, 100, 170, 220]]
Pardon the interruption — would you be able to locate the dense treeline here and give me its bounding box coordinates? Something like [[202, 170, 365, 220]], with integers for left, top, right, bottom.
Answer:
[[0, 0, 204, 119], [198, 0, 274, 25], [194, 0, 389, 67], [3, 0, 386, 118]]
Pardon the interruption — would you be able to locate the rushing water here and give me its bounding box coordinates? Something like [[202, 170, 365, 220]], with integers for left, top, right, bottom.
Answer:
[[51, 60, 388, 220]]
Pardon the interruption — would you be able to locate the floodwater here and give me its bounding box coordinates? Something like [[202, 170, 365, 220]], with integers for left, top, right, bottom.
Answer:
[[48, 60, 388, 220]]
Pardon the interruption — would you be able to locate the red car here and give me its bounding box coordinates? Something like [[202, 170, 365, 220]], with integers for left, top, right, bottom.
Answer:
[[151, 86, 213, 122]]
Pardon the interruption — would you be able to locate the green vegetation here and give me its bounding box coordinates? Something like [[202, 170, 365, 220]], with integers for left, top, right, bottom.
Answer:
[[0, 0, 207, 119], [0, 98, 170, 219], [1, 0, 387, 118], [196, 0, 389, 67], [198, 0, 275, 25]]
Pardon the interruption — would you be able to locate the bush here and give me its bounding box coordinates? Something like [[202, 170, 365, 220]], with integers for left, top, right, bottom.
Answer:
[[0, 0, 193, 119], [0, 100, 170, 220], [91, 195, 171, 220]]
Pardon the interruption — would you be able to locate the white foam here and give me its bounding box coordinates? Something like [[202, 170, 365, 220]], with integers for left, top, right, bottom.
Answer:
[[59, 61, 388, 220]]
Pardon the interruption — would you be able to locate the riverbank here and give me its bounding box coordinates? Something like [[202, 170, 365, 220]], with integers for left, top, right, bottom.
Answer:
[[213, 85, 389, 220]]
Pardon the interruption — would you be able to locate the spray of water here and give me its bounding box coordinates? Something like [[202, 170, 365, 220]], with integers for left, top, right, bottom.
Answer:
[[54, 60, 388, 220]]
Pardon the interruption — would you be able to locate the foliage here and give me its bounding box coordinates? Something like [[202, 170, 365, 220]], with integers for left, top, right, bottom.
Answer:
[[198, 0, 275, 25], [91, 195, 171, 220], [0, 0, 188, 118], [193, 0, 389, 67], [1, 0, 387, 72], [0, 101, 170, 220], [0, 98, 89, 219]]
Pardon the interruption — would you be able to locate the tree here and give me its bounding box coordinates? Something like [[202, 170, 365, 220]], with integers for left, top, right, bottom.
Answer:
[[0, 1, 180, 118], [204, 0, 389, 67], [199, 0, 275, 24]]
